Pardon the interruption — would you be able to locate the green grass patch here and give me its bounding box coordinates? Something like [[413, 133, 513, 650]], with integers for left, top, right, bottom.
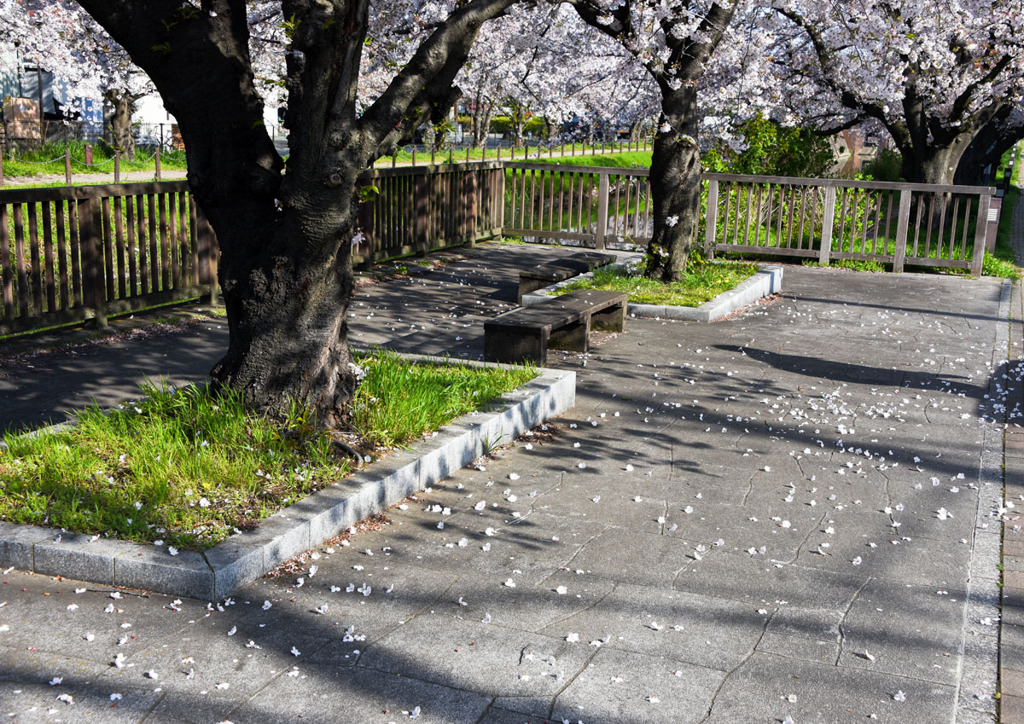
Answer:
[[985, 185, 1022, 280], [2, 140, 187, 180], [555, 255, 757, 307], [372, 144, 649, 168], [523, 151, 652, 170], [0, 351, 536, 550], [802, 259, 887, 273]]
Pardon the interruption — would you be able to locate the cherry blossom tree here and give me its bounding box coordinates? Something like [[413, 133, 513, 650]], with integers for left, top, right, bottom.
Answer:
[[564, 0, 740, 281], [770, 0, 1024, 185], [65, 0, 523, 427]]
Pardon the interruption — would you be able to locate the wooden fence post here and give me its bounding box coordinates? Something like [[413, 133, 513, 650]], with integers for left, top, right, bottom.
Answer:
[[114, 152, 121, 183], [155, 146, 162, 181], [0, 148, 4, 187], [971, 192, 992, 277], [414, 168, 429, 256], [893, 189, 912, 273], [194, 200, 219, 304], [986, 196, 1002, 253], [464, 168, 478, 246], [704, 178, 719, 259], [64, 146, 72, 186], [497, 162, 507, 235], [595, 171, 609, 250], [818, 186, 836, 265], [78, 195, 107, 328]]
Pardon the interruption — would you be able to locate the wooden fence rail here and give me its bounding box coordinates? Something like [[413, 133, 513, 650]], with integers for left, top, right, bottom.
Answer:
[[1, 162, 1001, 339], [702, 173, 995, 275], [353, 161, 505, 266], [503, 162, 652, 249], [1, 181, 216, 336]]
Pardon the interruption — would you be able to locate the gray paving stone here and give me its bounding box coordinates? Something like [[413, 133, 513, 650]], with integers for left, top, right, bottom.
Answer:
[[756, 605, 843, 665], [0, 520, 51, 570], [835, 579, 966, 685], [0, 680, 161, 723], [703, 651, 957, 724], [538, 583, 767, 671], [235, 665, 492, 723], [356, 615, 592, 697], [566, 527, 696, 588], [113, 547, 213, 600], [550, 647, 726, 724], [673, 550, 867, 610], [956, 632, 998, 717], [32, 532, 136, 586]]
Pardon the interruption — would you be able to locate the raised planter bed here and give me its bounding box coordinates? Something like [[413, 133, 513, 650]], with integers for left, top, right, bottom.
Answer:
[[520, 259, 783, 322], [0, 356, 575, 600]]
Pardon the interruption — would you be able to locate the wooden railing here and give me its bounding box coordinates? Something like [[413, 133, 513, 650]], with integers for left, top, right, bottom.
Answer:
[[2, 163, 1001, 338], [353, 162, 505, 265], [504, 162, 652, 249], [703, 174, 996, 275], [1, 181, 216, 336]]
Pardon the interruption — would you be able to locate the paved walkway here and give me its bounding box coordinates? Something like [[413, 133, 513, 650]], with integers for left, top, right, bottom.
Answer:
[[1000, 154, 1024, 723], [0, 244, 1017, 723]]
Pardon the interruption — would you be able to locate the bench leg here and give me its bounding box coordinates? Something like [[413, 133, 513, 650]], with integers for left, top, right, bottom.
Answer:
[[548, 320, 588, 354], [485, 328, 548, 366], [591, 303, 626, 332]]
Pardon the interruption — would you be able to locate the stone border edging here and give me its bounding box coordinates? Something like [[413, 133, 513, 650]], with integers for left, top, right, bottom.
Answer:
[[0, 360, 575, 601], [520, 262, 783, 321]]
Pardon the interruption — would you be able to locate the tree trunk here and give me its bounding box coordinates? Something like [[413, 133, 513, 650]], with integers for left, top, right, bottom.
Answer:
[[898, 136, 972, 186], [644, 88, 702, 282], [74, 0, 518, 428], [210, 212, 358, 430], [955, 105, 1024, 186], [470, 89, 494, 148], [105, 90, 136, 161], [512, 118, 526, 149]]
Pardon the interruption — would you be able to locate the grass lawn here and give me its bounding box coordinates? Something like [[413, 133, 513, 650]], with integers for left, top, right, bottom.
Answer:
[[522, 150, 652, 170], [555, 256, 758, 307], [0, 350, 535, 551]]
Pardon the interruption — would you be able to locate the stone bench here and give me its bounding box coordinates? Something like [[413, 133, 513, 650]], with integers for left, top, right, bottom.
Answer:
[[484, 289, 628, 366], [518, 251, 617, 303]]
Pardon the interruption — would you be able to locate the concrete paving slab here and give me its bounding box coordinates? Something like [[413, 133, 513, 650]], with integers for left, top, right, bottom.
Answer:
[[0, 679, 162, 723], [357, 615, 592, 698], [703, 651, 958, 724], [834, 579, 965, 685], [550, 647, 725, 723], [673, 549, 867, 610], [756, 605, 843, 665], [565, 527, 697, 588], [538, 583, 767, 671], [235, 664, 493, 723]]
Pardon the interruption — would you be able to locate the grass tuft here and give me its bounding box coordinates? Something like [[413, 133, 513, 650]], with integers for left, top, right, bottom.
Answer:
[[350, 349, 535, 448]]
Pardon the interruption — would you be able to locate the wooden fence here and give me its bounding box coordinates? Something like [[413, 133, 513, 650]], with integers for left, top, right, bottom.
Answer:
[[702, 174, 997, 275], [504, 162, 652, 248], [1, 161, 1002, 338], [353, 161, 505, 266], [1, 181, 216, 336]]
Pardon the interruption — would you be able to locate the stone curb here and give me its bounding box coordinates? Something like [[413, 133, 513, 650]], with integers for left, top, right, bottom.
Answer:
[[0, 361, 575, 601], [520, 262, 784, 321]]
